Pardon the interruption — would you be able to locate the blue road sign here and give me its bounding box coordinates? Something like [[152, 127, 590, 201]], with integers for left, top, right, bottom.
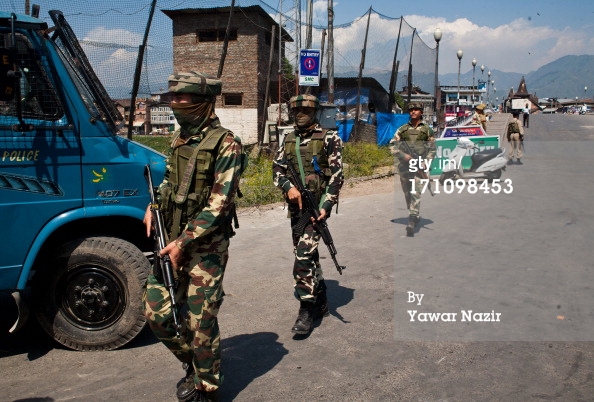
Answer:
[[299, 49, 320, 86]]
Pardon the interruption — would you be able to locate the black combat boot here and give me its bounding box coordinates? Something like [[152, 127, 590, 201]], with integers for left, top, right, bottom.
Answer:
[[177, 363, 197, 402], [314, 280, 329, 319], [406, 216, 419, 237], [291, 301, 315, 334], [507, 158, 514, 165], [516, 158, 523, 165]]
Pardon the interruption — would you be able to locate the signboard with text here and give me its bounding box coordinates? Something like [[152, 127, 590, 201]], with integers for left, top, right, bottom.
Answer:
[[429, 135, 501, 176], [440, 125, 486, 138], [299, 49, 320, 86]]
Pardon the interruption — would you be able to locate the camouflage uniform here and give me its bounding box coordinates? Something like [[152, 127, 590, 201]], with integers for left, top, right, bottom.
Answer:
[[143, 72, 246, 400], [389, 102, 436, 236], [272, 94, 343, 334]]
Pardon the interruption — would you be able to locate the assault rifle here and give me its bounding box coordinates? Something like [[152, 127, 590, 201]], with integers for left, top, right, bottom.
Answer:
[[144, 164, 181, 338], [401, 139, 434, 196], [286, 160, 345, 275]]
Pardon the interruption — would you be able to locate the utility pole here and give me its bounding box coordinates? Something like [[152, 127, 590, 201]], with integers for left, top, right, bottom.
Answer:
[[354, 7, 371, 137], [327, 0, 334, 104], [388, 17, 403, 112]]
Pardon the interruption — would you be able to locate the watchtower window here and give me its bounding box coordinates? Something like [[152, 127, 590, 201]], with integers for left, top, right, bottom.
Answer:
[[223, 93, 242, 106], [197, 29, 237, 43]]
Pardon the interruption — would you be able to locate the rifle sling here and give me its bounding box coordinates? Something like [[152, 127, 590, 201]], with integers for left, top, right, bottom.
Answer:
[[294, 135, 307, 186]]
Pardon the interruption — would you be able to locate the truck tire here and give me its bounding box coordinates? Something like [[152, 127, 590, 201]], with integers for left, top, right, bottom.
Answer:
[[33, 236, 149, 351]]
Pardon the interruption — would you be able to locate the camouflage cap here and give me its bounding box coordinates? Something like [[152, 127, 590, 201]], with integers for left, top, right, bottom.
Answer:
[[168, 71, 222, 96], [289, 94, 320, 109], [408, 102, 423, 111]]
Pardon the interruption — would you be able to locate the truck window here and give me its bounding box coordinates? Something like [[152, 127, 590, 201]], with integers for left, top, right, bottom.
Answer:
[[0, 33, 63, 122], [49, 10, 123, 134]]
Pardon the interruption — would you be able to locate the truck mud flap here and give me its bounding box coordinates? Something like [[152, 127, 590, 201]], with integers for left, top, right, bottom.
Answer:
[[9, 291, 30, 333]]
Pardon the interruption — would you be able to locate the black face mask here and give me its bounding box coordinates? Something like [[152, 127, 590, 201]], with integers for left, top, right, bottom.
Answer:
[[170, 101, 214, 137]]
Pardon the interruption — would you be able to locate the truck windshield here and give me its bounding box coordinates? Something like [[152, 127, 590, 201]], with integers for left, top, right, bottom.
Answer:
[[49, 10, 123, 134]]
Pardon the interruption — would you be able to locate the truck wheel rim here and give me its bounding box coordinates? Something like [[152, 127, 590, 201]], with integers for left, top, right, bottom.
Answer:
[[59, 266, 126, 330]]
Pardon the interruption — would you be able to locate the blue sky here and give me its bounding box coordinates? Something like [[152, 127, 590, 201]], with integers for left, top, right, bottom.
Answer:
[[2, 0, 593, 95], [308, 0, 594, 74]]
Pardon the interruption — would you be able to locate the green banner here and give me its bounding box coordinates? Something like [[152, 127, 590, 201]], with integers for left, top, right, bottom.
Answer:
[[429, 135, 501, 176]]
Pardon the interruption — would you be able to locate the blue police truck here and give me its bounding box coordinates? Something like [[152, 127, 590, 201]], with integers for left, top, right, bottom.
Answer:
[[0, 9, 166, 350]]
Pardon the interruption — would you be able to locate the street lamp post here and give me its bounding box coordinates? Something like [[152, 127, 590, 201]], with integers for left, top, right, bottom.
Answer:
[[472, 58, 477, 107], [457, 49, 463, 116], [487, 70, 491, 105], [480, 65, 485, 104], [433, 28, 442, 128], [492, 83, 495, 108]]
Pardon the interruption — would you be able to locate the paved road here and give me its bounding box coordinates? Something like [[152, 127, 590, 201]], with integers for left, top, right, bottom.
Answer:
[[2, 113, 594, 401], [484, 112, 511, 138]]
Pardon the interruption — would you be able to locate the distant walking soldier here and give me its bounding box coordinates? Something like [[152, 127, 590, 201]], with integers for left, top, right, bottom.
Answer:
[[273, 94, 344, 335], [389, 102, 436, 237], [507, 111, 524, 165]]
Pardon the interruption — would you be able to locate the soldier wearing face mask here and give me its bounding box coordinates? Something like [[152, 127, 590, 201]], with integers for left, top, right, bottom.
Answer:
[[273, 94, 344, 335], [143, 71, 247, 402]]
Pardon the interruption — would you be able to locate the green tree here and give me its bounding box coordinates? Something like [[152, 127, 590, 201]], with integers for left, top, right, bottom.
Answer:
[[282, 56, 294, 79], [394, 93, 405, 112]]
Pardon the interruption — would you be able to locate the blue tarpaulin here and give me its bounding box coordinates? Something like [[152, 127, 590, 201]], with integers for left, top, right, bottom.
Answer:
[[335, 113, 410, 145], [376, 113, 409, 145], [336, 119, 355, 142], [319, 88, 371, 108]]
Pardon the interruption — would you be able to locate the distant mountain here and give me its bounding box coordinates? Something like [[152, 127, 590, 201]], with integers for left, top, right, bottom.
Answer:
[[351, 54, 594, 101], [525, 55, 594, 99], [441, 55, 594, 100]]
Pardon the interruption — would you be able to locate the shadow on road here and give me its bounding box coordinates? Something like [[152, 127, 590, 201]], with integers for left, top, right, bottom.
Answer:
[[219, 332, 288, 401], [391, 216, 434, 235], [219, 280, 354, 400]]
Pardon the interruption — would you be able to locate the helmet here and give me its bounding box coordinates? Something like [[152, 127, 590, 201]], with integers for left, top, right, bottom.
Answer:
[[168, 71, 222, 96], [289, 94, 320, 110], [475, 103, 486, 111], [408, 102, 423, 111]]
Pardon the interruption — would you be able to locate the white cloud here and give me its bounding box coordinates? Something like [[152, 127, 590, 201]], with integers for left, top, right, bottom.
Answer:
[[275, 4, 594, 78], [80, 27, 143, 85], [408, 15, 594, 74]]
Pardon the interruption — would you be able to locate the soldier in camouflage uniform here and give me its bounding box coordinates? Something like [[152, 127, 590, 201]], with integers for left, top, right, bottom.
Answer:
[[272, 94, 343, 335], [389, 102, 436, 237], [143, 71, 247, 402]]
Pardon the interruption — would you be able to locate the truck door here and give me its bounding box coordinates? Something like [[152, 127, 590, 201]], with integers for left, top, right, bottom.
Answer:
[[0, 31, 82, 288]]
